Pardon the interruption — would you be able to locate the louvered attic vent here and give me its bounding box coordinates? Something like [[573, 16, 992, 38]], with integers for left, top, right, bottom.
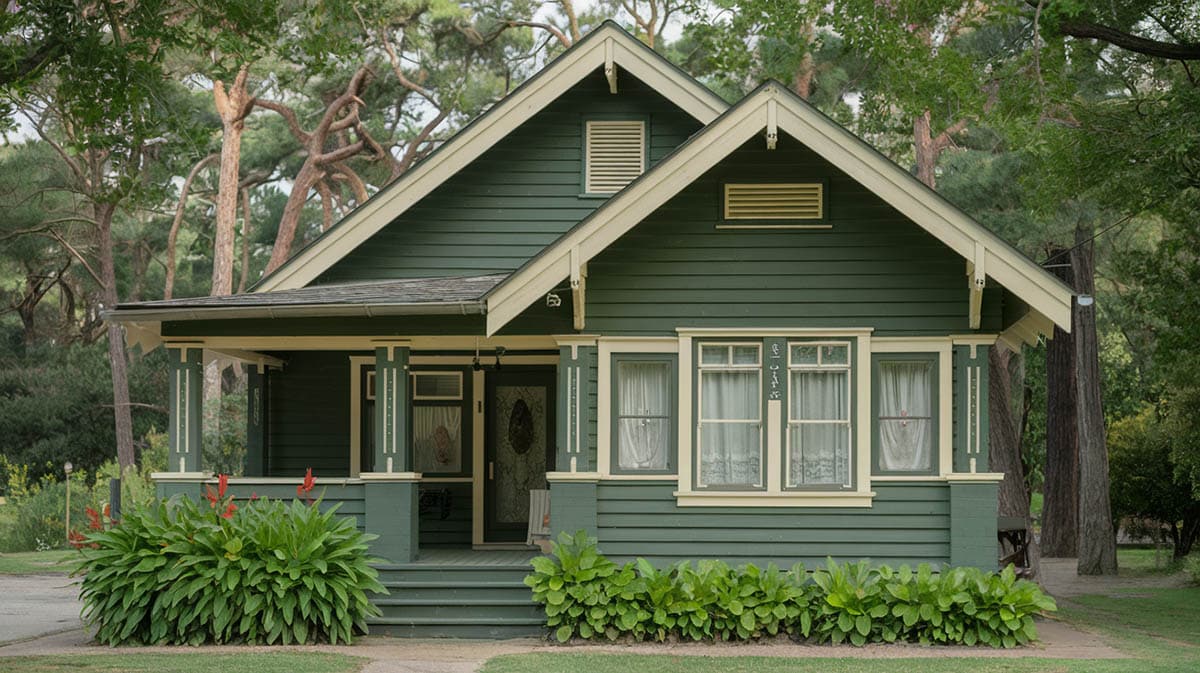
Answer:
[[722, 183, 825, 222], [585, 120, 646, 194]]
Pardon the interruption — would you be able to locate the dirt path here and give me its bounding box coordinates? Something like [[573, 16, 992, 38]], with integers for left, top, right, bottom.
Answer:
[[1039, 557, 1191, 598]]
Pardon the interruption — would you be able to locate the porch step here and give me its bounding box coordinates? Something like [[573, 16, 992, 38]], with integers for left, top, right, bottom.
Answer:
[[367, 560, 546, 639]]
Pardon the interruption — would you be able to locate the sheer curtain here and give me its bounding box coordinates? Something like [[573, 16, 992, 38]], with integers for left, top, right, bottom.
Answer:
[[878, 361, 933, 471], [789, 371, 850, 485], [699, 370, 761, 485], [617, 361, 670, 470]]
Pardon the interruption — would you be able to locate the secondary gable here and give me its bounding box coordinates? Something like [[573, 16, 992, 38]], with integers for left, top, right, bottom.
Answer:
[[583, 132, 1005, 336], [317, 69, 703, 284]]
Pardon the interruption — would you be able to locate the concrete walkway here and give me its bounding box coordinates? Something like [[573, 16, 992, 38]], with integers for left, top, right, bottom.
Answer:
[[0, 574, 81, 646], [1039, 557, 1191, 597]]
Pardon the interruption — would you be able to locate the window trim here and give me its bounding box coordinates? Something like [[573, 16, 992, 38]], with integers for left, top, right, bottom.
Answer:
[[580, 116, 649, 198], [609, 353, 678, 476], [870, 352, 941, 477], [408, 366, 472, 478], [784, 339, 856, 491], [694, 340, 765, 491], [411, 370, 464, 401]]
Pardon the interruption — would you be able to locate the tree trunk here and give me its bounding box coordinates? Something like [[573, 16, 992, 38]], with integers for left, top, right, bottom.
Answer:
[[165, 153, 216, 300], [211, 69, 251, 297], [96, 202, 136, 470], [236, 187, 252, 294], [1042, 247, 1079, 557], [265, 162, 321, 273], [913, 109, 939, 189], [1073, 222, 1118, 575], [991, 345, 1041, 577]]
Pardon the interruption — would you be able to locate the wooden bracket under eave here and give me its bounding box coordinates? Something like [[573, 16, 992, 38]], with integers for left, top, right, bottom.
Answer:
[[570, 248, 587, 331], [766, 98, 778, 150], [967, 242, 986, 330], [604, 38, 618, 93], [997, 309, 1055, 352]]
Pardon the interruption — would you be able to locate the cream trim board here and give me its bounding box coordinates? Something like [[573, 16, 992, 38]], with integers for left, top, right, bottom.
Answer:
[[255, 23, 726, 293], [158, 336, 559, 352], [485, 84, 1073, 336], [471, 369, 485, 546], [349, 356, 373, 477], [359, 471, 422, 482], [674, 491, 876, 508], [596, 337, 682, 478], [545, 471, 602, 483]]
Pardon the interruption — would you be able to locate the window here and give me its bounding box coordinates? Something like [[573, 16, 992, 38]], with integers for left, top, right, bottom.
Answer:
[[872, 355, 937, 475], [718, 182, 828, 229], [584, 119, 646, 194], [410, 370, 469, 475], [787, 343, 852, 488], [697, 343, 763, 488], [612, 355, 676, 473]]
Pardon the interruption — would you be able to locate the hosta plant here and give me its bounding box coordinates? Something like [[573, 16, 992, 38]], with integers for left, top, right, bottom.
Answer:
[[75, 475, 385, 645]]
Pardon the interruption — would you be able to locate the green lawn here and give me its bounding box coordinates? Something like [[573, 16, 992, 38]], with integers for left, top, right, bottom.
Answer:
[[481, 587, 1200, 673], [1116, 548, 1188, 577], [0, 652, 364, 673], [0, 550, 79, 575]]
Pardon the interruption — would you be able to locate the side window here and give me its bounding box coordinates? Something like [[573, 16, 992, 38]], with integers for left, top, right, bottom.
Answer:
[[872, 355, 938, 475], [612, 355, 676, 474], [787, 342, 853, 489], [696, 343, 763, 488]]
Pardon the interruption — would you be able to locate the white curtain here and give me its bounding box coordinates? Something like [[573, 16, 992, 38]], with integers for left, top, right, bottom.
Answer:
[[413, 406, 462, 473], [878, 361, 933, 472], [617, 361, 670, 470], [789, 371, 849, 485], [699, 370, 761, 485]]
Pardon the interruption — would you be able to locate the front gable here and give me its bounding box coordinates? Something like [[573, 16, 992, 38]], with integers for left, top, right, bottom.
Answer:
[[317, 69, 703, 284]]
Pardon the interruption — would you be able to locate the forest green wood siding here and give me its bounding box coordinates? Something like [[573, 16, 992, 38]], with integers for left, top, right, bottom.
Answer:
[[583, 133, 1004, 336], [595, 481, 953, 566], [316, 69, 702, 284], [266, 350, 353, 476], [156, 481, 366, 531]]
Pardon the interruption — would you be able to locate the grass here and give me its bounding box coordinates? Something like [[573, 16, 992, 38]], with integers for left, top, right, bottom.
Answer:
[[0, 550, 79, 575], [1116, 548, 1188, 577], [0, 653, 365, 673], [480, 587, 1200, 673]]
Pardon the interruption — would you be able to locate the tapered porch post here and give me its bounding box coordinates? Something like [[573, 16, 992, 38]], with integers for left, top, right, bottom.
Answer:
[[547, 336, 600, 541], [362, 340, 420, 563], [166, 345, 204, 474], [949, 337, 1000, 568]]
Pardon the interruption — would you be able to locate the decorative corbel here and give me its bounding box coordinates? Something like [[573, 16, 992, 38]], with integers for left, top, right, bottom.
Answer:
[[570, 247, 587, 331], [604, 38, 618, 94], [967, 241, 986, 330], [766, 98, 778, 150]]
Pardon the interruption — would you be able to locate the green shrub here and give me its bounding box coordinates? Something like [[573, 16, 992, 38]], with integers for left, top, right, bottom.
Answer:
[[1185, 556, 1200, 586], [75, 482, 385, 645], [0, 472, 100, 552], [526, 531, 1057, 647]]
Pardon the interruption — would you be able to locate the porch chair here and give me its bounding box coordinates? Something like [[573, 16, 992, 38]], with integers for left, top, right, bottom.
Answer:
[[527, 488, 551, 553]]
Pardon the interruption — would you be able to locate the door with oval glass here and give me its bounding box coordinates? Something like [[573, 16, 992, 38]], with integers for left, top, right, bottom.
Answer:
[[484, 367, 556, 543]]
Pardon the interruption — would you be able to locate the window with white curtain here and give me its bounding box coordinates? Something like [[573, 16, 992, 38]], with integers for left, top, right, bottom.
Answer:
[[697, 343, 763, 488], [787, 343, 852, 488], [613, 357, 675, 472], [874, 357, 936, 474]]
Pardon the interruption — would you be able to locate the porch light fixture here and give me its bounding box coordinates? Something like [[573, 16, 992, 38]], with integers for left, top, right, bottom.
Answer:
[[1077, 294, 1094, 306], [494, 346, 506, 371]]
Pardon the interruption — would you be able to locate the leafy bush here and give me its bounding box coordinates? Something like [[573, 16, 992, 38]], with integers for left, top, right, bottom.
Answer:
[[75, 479, 385, 645], [1187, 556, 1200, 586], [526, 531, 1057, 647]]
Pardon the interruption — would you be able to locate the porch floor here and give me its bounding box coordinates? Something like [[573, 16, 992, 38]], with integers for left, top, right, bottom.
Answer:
[[405, 548, 541, 566]]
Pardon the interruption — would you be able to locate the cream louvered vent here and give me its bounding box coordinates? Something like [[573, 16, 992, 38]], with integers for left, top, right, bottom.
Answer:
[[585, 120, 646, 194], [723, 183, 824, 220]]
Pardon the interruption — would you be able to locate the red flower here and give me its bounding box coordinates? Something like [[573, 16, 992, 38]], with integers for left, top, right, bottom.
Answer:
[[250, 492, 259, 501], [85, 506, 103, 531], [297, 468, 315, 499], [67, 530, 86, 549], [217, 473, 229, 499], [206, 474, 232, 508], [204, 485, 219, 507], [220, 502, 238, 519]]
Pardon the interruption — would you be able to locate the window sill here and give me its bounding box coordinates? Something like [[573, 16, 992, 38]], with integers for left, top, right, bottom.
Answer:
[[672, 490, 876, 508]]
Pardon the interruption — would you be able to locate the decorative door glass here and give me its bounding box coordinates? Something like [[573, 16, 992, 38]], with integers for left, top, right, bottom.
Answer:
[[492, 385, 548, 525]]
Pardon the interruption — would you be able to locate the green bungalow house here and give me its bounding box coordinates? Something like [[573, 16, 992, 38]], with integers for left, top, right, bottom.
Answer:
[[104, 22, 1073, 637]]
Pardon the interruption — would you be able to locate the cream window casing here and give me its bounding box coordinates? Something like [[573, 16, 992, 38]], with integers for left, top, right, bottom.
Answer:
[[597, 338, 680, 480]]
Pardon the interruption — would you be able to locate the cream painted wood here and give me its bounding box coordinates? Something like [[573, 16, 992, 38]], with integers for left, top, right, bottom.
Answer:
[[596, 337, 681, 478], [471, 369, 485, 546], [676, 335, 693, 493], [348, 355, 373, 477], [722, 183, 823, 220], [485, 85, 1073, 334], [256, 24, 726, 293], [154, 336, 559, 352], [673, 491, 876, 508]]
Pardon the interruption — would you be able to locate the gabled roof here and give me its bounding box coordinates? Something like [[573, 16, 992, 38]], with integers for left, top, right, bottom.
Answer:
[[483, 82, 1075, 336], [253, 21, 728, 293], [108, 274, 503, 321]]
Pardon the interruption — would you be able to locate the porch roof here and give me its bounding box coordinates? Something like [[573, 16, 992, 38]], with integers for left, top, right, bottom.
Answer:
[[104, 273, 505, 322]]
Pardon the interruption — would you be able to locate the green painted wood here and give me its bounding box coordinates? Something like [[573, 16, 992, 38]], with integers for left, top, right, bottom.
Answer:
[[550, 481, 598, 539], [244, 366, 267, 477], [593, 481, 953, 566], [366, 480, 419, 563], [556, 345, 596, 471], [317, 70, 702, 284], [374, 346, 411, 473], [953, 344, 991, 473], [167, 347, 203, 473], [583, 133, 1006, 336], [950, 481, 998, 568], [265, 351, 354, 477]]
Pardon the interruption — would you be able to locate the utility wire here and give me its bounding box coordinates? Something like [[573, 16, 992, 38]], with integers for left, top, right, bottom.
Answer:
[[1038, 212, 1138, 267]]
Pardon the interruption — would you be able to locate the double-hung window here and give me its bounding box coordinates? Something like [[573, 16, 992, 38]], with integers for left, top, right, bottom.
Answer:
[[612, 355, 676, 473], [872, 354, 937, 475], [787, 343, 853, 488], [697, 343, 763, 488]]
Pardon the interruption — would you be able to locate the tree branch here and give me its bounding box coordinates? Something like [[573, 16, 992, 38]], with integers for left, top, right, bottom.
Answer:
[[505, 20, 572, 49]]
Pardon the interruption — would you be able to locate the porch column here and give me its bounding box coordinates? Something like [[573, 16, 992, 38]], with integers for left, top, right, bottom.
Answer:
[[244, 363, 268, 477], [952, 341, 991, 473], [548, 336, 600, 541], [166, 345, 204, 474], [949, 479, 999, 568], [362, 341, 419, 563]]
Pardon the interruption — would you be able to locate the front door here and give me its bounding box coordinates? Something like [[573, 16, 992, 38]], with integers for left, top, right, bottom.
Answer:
[[484, 368, 556, 543]]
